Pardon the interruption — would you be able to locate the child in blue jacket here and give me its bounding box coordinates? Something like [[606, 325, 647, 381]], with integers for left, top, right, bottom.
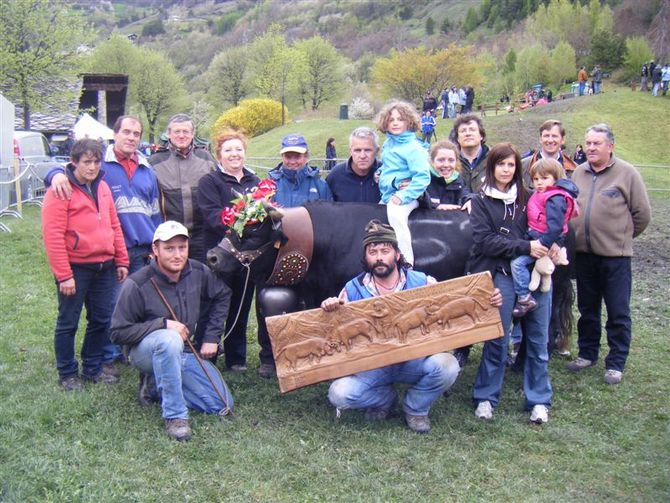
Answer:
[[375, 101, 431, 265]]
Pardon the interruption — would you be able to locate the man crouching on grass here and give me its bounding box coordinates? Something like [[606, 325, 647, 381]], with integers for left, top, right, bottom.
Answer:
[[321, 220, 502, 433], [111, 221, 233, 441]]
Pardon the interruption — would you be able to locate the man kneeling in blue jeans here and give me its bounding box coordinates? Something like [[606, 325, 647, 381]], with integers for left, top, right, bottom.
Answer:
[[321, 220, 501, 433], [111, 221, 233, 441]]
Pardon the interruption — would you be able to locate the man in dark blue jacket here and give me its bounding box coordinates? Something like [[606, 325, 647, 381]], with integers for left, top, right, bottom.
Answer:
[[326, 127, 381, 203]]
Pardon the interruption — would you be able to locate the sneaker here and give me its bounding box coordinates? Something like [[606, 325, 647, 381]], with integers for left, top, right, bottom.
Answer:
[[59, 375, 83, 391], [475, 400, 493, 420], [512, 294, 538, 318], [604, 369, 623, 385], [258, 363, 276, 379], [530, 404, 549, 424], [566, 357, 596, 372], [83, 367, 120, 385], [165, 418, 192, 441], [102, 362, 121, 378], [229, 364, 247, 373], [138, 372, 160, 407], [405, 413, 431, 433]]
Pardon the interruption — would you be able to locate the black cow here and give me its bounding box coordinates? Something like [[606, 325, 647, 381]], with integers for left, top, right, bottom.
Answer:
[[207, 201, 573, 361]]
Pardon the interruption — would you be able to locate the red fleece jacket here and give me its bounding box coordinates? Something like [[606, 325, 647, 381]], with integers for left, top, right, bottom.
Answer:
[[42, 177, 129, 282]]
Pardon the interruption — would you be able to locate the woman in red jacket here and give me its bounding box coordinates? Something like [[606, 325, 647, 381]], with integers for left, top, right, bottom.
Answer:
[[42, 139, 129, 391]]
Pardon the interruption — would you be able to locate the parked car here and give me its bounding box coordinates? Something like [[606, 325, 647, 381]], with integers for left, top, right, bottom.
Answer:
[[10, 131, 64, 203]]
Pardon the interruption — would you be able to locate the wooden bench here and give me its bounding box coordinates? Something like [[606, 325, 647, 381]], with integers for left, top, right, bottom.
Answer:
[[478, 103, 500, 117]]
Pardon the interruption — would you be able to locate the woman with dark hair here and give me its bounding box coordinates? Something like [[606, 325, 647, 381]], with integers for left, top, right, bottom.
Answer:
[[198, 129, 260, 373], [42, 139, 129, 390], [467, 142, 553, 424], [325, 137, 337, 170], [573, 144, 587, 165]]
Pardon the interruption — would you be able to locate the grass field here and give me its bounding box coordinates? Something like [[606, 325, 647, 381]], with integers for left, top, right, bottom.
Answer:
[[1, 85, 669, 501]]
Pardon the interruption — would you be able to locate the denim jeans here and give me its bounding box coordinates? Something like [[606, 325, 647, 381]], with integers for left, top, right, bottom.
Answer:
[[473, 272, 552, 410], [510, 254, 535, 297], [129, 329, 234, 419], [328, 353, 460, 416], [103, 246, 151, 364], [53, 262, 115, 379], [579, 82, 585, 96], [576, 253, 632, 372]]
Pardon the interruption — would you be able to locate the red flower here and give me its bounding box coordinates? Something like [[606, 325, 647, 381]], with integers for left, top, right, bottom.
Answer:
[[258, 179, 276, 192], [221, 207, 236, 226], [233, 199, 245, 212]]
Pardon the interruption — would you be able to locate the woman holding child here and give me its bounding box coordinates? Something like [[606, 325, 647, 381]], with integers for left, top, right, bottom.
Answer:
[[467, 143, 553, 424]]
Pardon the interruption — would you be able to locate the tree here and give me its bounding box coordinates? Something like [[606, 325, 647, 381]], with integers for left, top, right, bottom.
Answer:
[[623, 37, 654, 80], [548, 41, 577, 90], [293, 36, 344, 111], [141, 18, 166, 37], [649, 0, 670, 63], [133, 49, 188, 143], [371, 44, 481, 104], [207, 47, 249, 107], [463, 7, 480, 34], [0, 0, 90, 129], [86, 35, 187, 142], [425, 17, 435, 35], [440, 18, 451, 34], [589, 30, 626, 70], [515, 44, 551, 90]]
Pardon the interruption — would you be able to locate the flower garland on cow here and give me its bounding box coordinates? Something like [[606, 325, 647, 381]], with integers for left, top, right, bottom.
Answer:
[[221, 179, 277, 237]]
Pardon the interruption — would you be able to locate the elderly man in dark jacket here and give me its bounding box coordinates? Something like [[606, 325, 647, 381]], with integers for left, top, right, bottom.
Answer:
[[111, 221, 233, 441]]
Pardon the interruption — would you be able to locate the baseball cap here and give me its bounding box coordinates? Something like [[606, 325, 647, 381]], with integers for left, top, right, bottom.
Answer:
[[280, 134, 308, 154], [153, 221, 189, 243]]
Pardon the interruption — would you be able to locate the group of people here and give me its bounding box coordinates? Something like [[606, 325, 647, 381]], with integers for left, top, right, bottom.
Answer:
[[436, 86, 475, 119], [640, 60, 670, 96], [577, 65, 603, 96], [40, 104, 651, 440]]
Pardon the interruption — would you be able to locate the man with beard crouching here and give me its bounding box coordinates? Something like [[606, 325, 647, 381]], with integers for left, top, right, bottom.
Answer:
[[321, 220, 501, 433]]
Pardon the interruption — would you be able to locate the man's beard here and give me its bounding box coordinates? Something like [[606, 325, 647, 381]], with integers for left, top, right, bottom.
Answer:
[[370, 260, 396, 278]]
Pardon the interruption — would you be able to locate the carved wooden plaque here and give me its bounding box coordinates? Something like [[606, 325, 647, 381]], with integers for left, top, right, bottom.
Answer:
[[266, 271, 503, 393]]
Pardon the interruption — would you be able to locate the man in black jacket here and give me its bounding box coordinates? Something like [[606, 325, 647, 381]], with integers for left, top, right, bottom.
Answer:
[[111, 221, 233, 441]]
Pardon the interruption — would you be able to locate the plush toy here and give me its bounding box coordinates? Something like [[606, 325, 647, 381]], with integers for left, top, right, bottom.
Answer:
[[529, 247, 569, 293]]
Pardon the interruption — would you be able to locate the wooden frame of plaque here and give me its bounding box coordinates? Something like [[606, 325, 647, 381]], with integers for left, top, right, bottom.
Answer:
[[266, 271, 503, 393]]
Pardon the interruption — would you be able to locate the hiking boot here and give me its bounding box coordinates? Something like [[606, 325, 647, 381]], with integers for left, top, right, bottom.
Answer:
[[512, 294, 538, 318], [405, 413, 431, 433], [59, 375, 83, 391], [604, 369, 623, 385], [258, 363, 276, 379], [83, 367, 120, 385], [165, 418, 192, 441], [229, 364, 247, 373], [475, 400, 493, 420], [138, 372, 160, 407], [566, 357, 596, 372], [102, 362, 121, 378], [530, 404, 549, 424]]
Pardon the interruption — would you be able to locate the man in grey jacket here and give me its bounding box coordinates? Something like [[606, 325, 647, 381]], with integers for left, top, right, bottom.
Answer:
[[111, 221, 233, 441], [566, 124, 651, 385]]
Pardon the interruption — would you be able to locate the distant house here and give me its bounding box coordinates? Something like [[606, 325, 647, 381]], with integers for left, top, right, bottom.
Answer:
[[14, 73, 128, 143]]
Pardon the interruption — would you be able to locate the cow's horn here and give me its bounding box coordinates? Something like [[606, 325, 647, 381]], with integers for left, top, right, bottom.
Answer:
[[262, 199, 284, 221]]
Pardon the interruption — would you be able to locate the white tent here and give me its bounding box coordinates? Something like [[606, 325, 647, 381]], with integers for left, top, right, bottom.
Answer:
[[73, 113, 114, 141]]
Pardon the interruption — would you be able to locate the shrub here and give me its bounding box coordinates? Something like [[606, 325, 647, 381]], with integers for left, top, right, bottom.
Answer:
[[211, 99, 288, 139], [349, 97, 375, 120]]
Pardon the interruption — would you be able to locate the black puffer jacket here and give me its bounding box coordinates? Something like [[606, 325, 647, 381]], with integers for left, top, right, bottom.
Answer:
[[466, 189, 531, 275]]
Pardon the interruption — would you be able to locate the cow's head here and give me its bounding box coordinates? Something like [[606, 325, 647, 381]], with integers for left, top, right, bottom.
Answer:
[[207, 202, 287, 283]]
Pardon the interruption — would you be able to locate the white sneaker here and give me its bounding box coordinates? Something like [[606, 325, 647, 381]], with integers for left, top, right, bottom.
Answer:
[[604, 369, 623, 385], [530, 404, 549, 424], [475, 400, 493, 420]]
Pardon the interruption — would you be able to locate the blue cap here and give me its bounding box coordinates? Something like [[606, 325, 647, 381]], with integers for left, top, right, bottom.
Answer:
[[280, 134, 308, 154]]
